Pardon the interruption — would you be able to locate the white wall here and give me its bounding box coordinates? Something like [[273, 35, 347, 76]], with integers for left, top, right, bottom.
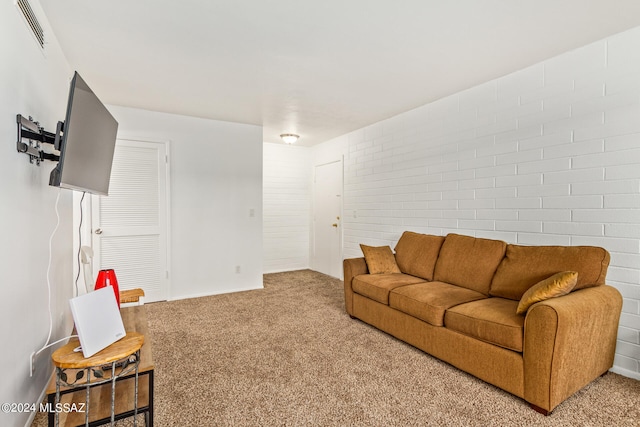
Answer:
[[314, 26, 640, 379], [263, 143, 311, 273], [106, 106, 263, 299], [0, 2, 74, 426]]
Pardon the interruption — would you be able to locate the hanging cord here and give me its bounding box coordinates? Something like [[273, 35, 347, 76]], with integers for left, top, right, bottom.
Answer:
[[36, 191, 87, 356], [35, 335, 78, 356], [73, 192, 86, 296], [38, 189, 61, 354]]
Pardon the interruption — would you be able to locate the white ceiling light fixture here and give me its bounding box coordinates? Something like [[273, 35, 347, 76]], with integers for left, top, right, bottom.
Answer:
[[280, 133, 299, 144]]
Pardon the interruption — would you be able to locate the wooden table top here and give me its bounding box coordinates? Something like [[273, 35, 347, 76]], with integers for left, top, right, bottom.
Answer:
[[51, 332, 144, 369]]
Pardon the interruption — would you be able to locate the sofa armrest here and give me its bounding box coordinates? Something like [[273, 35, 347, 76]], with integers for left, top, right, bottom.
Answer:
[[523, 284, 622, 413], [343, 257, 368, 315]]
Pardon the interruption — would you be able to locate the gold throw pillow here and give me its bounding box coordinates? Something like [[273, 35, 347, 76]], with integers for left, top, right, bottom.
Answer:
[[360, 244, 401, 274], [516, 271, 578, 315]]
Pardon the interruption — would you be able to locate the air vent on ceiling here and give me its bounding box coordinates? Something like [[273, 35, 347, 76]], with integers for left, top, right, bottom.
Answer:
[[16, 0, 45, 49]]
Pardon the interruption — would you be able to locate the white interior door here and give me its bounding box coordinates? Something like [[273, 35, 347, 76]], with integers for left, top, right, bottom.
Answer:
[[313, 160, 343, 278], [91, 139, 169, 302]]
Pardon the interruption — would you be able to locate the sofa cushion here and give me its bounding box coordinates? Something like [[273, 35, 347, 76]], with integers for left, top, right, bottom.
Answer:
[[516, 271, 577, 315], [389, 281, 487, 326], [433, 234, 507, 295], [445, 298, 524, 352], [352, 274, 426, 305], [360, 245, 401, 274], [490, 244, 610, 300], [394, 232, 445, 281]]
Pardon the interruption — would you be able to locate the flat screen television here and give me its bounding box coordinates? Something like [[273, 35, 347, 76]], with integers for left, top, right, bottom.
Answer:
[[49, 72, 118, 196]]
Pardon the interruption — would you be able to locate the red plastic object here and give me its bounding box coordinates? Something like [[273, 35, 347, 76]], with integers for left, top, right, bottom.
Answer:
[[95, 269, 121, 308]]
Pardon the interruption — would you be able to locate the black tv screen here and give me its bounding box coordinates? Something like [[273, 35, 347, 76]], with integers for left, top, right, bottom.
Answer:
[[49, 72, 118, 195]]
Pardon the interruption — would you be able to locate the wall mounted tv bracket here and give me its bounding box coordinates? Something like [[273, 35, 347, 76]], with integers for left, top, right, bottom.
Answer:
[[16, 114, 62, 165]]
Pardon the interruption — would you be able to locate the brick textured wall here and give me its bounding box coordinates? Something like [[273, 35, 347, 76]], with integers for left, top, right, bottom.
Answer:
[[263, 143, 311, 273], [332, 27, 640, 378]]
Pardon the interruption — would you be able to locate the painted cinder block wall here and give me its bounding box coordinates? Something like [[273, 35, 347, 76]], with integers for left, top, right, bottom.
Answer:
[[263, 143, 311, 273], [318, 26, 640, 379]]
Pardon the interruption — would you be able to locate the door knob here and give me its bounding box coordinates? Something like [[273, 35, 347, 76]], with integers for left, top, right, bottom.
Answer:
[[332, 223, 338, 228], [95, 228, 103, 235]]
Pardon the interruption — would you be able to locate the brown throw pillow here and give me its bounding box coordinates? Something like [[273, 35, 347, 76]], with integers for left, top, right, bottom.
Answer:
[[516, 271, 578, 315], [360, 244, 401, 274]]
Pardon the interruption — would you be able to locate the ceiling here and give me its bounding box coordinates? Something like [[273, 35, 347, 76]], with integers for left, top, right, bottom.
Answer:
[[40, 1, 640, 146]]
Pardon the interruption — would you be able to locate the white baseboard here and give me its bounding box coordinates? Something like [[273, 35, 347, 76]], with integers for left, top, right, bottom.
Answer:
[[169, 284, 264, 301], [24, 383, 48, 427], [609, 365, 640, 380], [263, 267, 310, 274]]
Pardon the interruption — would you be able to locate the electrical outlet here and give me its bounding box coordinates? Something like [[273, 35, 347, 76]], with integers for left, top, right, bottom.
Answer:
[[30, 352, 36, 377], [235, 265, 241, 274]]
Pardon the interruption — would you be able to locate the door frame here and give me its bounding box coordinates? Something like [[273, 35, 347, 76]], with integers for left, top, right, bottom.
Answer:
[[72, 137, 171, 299], [310, 157, 344, 279]]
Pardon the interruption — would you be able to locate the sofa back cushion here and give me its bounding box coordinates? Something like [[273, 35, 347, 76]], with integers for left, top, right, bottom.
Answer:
[[490, 244, 610, 300], [433, 234, 507, 295], [394, 232, 445, 281]]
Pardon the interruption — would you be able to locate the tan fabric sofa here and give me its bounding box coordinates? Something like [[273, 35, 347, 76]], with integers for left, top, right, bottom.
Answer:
[[343, 232, 622, 415]]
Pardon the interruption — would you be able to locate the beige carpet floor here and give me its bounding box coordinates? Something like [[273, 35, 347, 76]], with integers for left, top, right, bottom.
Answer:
[[33, 269, 639, 426]]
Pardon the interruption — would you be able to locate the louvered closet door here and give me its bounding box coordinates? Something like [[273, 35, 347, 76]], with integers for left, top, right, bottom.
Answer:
[[92, 139, 169, 302]]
